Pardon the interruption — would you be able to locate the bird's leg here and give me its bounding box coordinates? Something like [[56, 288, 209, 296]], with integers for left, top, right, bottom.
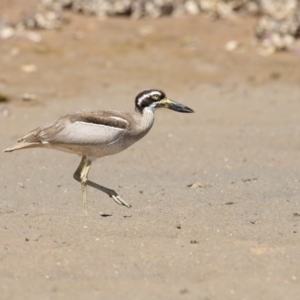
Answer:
[[73, 155, 92, 214], [85, 180, 131, 208], [73, 156, 131, 210]]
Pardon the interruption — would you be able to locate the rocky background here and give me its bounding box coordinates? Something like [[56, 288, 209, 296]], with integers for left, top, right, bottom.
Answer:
[[1, 0, 300, 54]]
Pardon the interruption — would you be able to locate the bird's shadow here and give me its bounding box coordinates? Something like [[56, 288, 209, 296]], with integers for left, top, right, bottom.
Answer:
[[99, 213, 132, 218], [99, 213, 113, 218]]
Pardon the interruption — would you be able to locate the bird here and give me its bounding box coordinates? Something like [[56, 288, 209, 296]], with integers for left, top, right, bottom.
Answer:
[[4, 89, 194, 213]]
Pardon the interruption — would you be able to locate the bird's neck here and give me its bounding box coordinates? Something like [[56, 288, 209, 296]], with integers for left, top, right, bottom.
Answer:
[[133, 106, 155, 136]]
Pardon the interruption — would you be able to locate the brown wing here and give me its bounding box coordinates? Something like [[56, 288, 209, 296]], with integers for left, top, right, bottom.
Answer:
[[4, 110, 130, 152]]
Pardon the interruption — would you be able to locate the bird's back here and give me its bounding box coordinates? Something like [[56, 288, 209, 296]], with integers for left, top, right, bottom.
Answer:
[[4, 108, 155, 158]]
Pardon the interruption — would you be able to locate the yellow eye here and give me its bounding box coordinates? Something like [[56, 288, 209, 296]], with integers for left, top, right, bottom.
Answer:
[[152, 95, 159, 100]]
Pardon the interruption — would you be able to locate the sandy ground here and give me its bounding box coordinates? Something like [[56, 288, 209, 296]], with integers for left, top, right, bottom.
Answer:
[[1, 3, 300, 300]]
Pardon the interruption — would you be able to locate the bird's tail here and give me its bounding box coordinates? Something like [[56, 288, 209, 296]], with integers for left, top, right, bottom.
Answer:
[[4, 142, 41, 152]]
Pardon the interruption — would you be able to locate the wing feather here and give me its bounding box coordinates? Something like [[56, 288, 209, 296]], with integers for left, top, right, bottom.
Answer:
[[49, 121, 125, 145], [4, 110, 131, 152]]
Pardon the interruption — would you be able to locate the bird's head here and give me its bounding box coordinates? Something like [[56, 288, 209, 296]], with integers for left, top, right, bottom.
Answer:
[[135, 89, 194, 114]]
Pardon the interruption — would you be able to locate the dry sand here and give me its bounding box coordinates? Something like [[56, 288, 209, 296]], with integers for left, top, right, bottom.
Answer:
[[1, 4, 300, 300]]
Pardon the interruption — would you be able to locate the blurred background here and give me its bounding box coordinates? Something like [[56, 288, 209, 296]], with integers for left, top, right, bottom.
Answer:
[[0, 0, 300, 109]]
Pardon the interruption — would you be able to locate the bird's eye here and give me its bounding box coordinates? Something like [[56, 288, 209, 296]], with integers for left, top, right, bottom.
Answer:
[[152, 95, 159, 100]]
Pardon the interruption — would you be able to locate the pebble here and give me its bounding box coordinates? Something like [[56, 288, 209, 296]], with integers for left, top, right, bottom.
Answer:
[[22, 93, 37, 101], [0, 107, 10, 117], [225, 40, 240, 52], [21, 64, 37, 73], [185, 1, 200, 15], [0, 27, 15, 39]]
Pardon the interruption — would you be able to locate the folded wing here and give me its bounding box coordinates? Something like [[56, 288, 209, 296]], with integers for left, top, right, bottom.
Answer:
[[4, 110, 129, 152]]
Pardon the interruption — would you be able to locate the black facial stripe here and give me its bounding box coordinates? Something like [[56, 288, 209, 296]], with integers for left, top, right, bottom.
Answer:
[[139, 98, 156, 108], [135, 89, 166, 112]]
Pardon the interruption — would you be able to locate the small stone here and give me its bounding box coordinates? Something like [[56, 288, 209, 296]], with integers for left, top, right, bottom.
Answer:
[[185, 1, 200, 15], [0, 107, 10, 116], [0, 93, 9, 102], [22, 93, 36, 102], [0, 27, 15, 39], [187, 181, 212, 189], [187, 182, 203, 188], [21, 64, 37, 73], [224, 202, 235, 205], [225, 40, 240, 52]]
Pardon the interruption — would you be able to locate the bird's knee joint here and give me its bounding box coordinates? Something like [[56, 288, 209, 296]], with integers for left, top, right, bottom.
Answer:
[[81, 177, 87, 184], [73, 173, 81, 182]]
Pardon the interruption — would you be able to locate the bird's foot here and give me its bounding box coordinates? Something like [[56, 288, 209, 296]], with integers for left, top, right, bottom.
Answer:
[[111, 194, 132, 208], [85, 178, 132, 208]]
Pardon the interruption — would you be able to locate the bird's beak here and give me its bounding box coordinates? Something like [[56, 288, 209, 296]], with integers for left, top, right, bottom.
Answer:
[[158, 98, 195, 113]]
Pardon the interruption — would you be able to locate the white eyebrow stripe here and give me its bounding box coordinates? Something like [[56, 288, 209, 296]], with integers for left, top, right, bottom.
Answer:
[[148, 91, 161, 98], [137, 94, 148, 106], [137, 91, 162, 106], [149, 91, 160, 96]]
